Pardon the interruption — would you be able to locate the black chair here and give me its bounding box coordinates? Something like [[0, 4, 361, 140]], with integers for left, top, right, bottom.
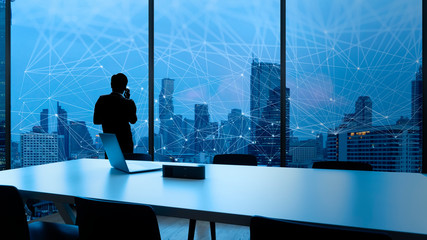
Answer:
[[212, 154, 257, 166], [75, 197, 161, 240], [123, 153, 152, 161], [0, 185, 78, 240], [188, 154, 257, 240], [250, 216, 392, 240], [312, 161, 373, 171]]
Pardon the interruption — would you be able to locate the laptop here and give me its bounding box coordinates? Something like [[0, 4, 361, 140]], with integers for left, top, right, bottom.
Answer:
[[99, 133, 162, 173]]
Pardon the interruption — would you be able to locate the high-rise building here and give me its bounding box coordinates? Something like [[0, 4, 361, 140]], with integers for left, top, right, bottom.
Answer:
[[339, 96, 372, 129], [285, 87, 290, 162], [326, 125, 421, 172], [57, 102, 69, 159], [354, 96, 372, 126], [159, 78, 174, 120], [20, 131, 64, 167], [224, 109, 250, 154], [411, 65, 423, 152], [40, 109, 48, 133], [249, 87, 281, 166], [250, 59, 280, 141], [159, 78, 177, 154], [194, 104, 209, 152], [69, 121, 93, 158], [412, 65, 423, 124], [0, 2, 6, 170]]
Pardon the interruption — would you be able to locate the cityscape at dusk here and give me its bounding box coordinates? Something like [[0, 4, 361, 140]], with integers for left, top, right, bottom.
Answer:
[[3, 0, 420, 173]]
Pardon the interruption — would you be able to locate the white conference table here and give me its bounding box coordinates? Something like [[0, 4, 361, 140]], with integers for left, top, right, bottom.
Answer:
[[0, 158, 426, 240]]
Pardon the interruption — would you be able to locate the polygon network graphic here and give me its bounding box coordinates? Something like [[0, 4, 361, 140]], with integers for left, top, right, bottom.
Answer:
[[11, 0, 422, 171]]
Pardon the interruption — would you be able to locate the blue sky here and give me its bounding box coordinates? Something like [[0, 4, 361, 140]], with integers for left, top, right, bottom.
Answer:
[[10, 0, 421, 143]]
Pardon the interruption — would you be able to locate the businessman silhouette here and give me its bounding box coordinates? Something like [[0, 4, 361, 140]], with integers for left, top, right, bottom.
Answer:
[[94, 73, 137, 154]]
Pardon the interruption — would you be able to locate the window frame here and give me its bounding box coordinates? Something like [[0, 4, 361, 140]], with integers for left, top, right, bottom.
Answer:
[[3, 0, 425, 172]]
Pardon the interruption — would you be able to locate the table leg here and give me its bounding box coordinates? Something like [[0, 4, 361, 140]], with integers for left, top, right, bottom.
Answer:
[[55, 203, 76, 225]]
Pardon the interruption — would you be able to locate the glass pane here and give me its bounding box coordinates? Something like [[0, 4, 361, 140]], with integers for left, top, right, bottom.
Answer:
[[154, 0, 281, 165], [0, 1, 5, 170], [286, 0, 422, 172], [11, 1, 148, 168]]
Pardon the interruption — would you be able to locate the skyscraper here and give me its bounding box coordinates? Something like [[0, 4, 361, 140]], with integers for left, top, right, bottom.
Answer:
[[411, 65, 423, 155], [326, 126, 421, 172], [159, 78, 176, 153], [250, 59, 281, 141], [69, 121, 93, 157], [40, 108, 48, 133], [21, 131, 62, 167], [354, 96, 372, 126], [159, 78, 175, 120], [194, 104, 209, 152], [285, 87, 290, 162], [0, 2, 6, 170], [225, 109, 250, 154], [250, 87, 281, 165], [57, 102, 69, 159]]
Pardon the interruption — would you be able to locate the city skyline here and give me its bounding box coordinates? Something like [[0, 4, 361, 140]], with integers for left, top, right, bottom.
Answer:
[[7, 0, 423, 170]]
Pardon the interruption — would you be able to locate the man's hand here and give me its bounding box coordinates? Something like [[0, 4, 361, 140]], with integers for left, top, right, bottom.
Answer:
[[124, 88, 130, 99]]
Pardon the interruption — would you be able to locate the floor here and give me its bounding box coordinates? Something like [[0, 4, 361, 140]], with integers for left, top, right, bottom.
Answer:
[[32, 213, 250, 240]]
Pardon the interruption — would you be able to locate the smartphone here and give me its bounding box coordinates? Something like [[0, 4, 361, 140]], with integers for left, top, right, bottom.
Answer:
[[124, 87, 130, 99]]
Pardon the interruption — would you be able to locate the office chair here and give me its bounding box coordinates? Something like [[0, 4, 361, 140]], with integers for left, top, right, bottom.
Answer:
[[0, 185, 79, 240], [212, 154, 258, 166], [250, 216, 391, 240], [123, 153, 152, 161], [312, 161, 373, 171], [188, 154, 257, 240], [75, 197, 161, 240]]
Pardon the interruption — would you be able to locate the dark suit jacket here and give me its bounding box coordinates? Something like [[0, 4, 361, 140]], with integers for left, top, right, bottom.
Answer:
[[94, 92, 137, 153]]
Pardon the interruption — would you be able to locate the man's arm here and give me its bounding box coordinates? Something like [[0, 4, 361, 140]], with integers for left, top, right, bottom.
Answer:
[[128, 100, 137, 124], [93, 98, 103, 125]]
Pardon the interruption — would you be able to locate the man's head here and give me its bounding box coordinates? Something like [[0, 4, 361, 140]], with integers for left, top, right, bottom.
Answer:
[[111, 73, 128, 93]]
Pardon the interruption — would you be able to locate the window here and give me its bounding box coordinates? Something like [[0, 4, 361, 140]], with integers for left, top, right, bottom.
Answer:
[[5, 0, 425, 172], [286, 0, 422, 172], [11, 0, 148, 168], [0, 1, 6, 170], [154, 0, 281, 165]]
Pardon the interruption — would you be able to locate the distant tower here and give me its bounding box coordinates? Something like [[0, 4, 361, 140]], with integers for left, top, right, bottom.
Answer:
[[21, 131, 62, 167], [412, 66, 423, 125], [250, 59, 281, 141], [40, 109, 48, 133], [285, 87, 290, 160], [159, 78, 176, 153], [194, 104, 209, 152], [411, 65, 423, 151], [69, 121, 93, 155], [250, 87, 281, 165], [159, 78, 175, 120], [354, 96, 372, 126], [57, 102, 69, 159]]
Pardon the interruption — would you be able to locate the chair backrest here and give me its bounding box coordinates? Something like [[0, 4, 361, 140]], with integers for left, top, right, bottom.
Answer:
[[75, 197, 161, 240], [123, 153, 152, 161], [0, 185, 30, 240], [250, 216, 391, 240], [213, 154, 257, 166], [312, 161, 373, 171]]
